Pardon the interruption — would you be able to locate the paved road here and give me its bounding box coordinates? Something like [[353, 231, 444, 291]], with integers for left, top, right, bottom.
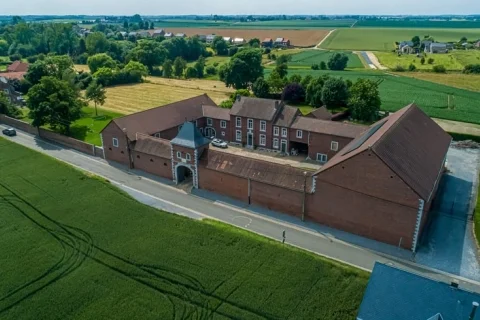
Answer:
[[2, 124, 480, 292]]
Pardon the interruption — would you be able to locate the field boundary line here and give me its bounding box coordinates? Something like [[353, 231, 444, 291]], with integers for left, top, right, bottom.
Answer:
[[315, 29, 336, 50]]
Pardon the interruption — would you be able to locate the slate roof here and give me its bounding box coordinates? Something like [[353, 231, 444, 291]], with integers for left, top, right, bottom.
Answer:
[[133, 134, 171, 159], [291, 117, 366, 138], [200, 149, 313, 191], [202, 105, 230, 121], [316, 104, 451, 201], [307, 107, 333, 120], [357, 263, 480, 320], [273, 105, 299, 127], [230, 97, 282, 121], [171, 121, 211, 149], [7, 61, 29, 73], [105, 94, 217, 141]]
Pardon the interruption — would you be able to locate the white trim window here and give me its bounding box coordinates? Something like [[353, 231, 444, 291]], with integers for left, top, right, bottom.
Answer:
[[247, 119, 254, 130], [260, 120, 266, 132], [296, 130, 303, 139], [186, 153, 191, 161], [273, 126, 279, 136], [112, 138, 119, 147], [236, 117, 241, 128], [273, 138, 279, 149], [316, 153, 328, 163], [207, 118, 213, 126], [220, 120, 227, 128], [236, 130, 242, 142], [331, 141, 339, 151], [259, 134, 266, 146], [281, 128, 288, 138], [176, 151, 181, 159]]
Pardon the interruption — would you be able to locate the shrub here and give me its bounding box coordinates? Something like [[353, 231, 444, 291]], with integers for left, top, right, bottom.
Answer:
[[320, 61, 327, 70], [432, 65, 446, 73], [427, 58, 434, 64], [27, 55, 39, 63], [393, 65, 406, 72], [74, 53, 89, 64], [213, 62, 219, 67], [271, 53, 277, 61], [311, 64, 320, 70], [463, 64, 480, 74], [205, 66, 217, 75], [228, 47, 238, 57], [420, 57, 426, 65], [264, 48, 271, 54], [185, 66, 198, 79], [408, 64, 417, 71], [9, 53, 22, 61], [327, 53, 349, 71]]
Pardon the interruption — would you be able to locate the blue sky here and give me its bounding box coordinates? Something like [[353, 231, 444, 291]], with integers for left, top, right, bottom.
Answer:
[[2, 0, 480, 15]]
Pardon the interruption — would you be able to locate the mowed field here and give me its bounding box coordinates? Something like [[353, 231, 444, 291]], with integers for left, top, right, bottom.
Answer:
[[289, 50, 365, 69], [153, 19, 356, 29], [265, 68, 480, 124], [0, 138, 369, 319], [159, 28, 331, 47], [320, 28, 480, 51], [375, 51, 480, 71], [99, 77, 233, 114]]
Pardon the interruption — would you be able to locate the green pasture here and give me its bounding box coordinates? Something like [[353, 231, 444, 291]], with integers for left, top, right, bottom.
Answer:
[[154, 19, 356, 29], [354, 20, 480, 29], [0, 138, 368, 320], [289, 50, 365, 69]]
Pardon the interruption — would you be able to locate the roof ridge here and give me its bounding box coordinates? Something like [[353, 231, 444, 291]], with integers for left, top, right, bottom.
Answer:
[[372, 104, 416, 151]]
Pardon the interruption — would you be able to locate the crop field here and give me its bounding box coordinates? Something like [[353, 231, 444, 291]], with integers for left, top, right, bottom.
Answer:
[[375, 50, 480, 71], [157, 28, 330, 47], [99, 78, 232, 114], [289, 50, 365, 69], [355, 20, 480, 29], [399, 72, 480, 92], [0, 139, 369, 319], [320, 28, 480, 51], [154, 19, 356, 29], [264, 68, 480, 124]]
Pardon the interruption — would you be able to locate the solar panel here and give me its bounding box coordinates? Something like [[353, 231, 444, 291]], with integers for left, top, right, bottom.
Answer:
[[342, 120, 387, 156]]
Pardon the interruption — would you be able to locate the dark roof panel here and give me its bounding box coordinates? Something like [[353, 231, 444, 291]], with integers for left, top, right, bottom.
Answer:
[[291, 117, 366, 138], [133, 134, 171, 159], [308, 107, 333, 120], [171, 121, 211, 149], [202, 105, 231, 121], [230, 97, 282, 121], [274, 105, 300, 127]]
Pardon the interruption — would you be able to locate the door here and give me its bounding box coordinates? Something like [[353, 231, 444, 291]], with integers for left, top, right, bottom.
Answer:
[[205, 127, 216, 138], [247, 132, 253, 148], [281, 140, 287, 154]]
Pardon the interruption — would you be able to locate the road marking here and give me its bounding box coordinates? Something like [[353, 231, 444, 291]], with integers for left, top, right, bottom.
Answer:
[[233, 216, 252, 228]]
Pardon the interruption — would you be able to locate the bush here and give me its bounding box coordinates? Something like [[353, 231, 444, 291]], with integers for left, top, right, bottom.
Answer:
[[213, 62, 219, 67], [205, 66, 217, 75], [463, 64, 480, 74], [427, 58, 434, 64], [74, 53, 89, 64], [271, 53, 277, 61], [264, 48, 271, 54], [420, 57, 426, 65], [9, 54, 22, 62], [228, 47, 238, 57], [185, 66, 198, 79], [150, 67, 163, 77], [320, 61, 327, 70], [432, 65, 446, 73], [327, 53, 349, 71], [393, 65, 406, 72], [311, 64, 320, 70], [408, 64, 417, 71], [27, 55, 39, 63]]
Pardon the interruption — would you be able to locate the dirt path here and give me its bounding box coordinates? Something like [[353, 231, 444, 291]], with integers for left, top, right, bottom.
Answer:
[[434, 118, 480, 137], [365, 52, 388, 70], [314, 29, 336, 49]]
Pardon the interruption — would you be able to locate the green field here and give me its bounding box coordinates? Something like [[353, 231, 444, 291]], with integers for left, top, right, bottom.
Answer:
[[320, 28, 480, 51], [289, 50, 365, 69], [265, 68, 480, 124], [154, 19, 356, 29], [0, 138, 368, 319], [355, 20, 480, 29], [475, 174, 480, 248]]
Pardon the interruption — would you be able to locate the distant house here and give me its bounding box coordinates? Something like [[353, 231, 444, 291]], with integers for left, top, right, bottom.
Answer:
[[421, 40, 432, 49], [274, 37, 285, 46], [233, 38, 245, 45], [399, 40, 414, 53], [119, 31, 127, 38], [223, 37, 232, 43], [206, 34, 216, 44], [426, 42, 448, 54], [128, 31, 137, 37], [197, 34, 207, 41], [7, 61, 29, 73], [164, 32, 174, 38], [282, 39, 291, 47], [153, 29, 165, 37], [0, 76, 23, 105], [138, 31, 151, 38], [262, 38, 273, 47], [357, 262, 480, 320], [175, 33, 186, 38], [475, 40, 480, 48]]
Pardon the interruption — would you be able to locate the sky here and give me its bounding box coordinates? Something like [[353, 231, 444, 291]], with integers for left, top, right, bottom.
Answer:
[[2, 0, 480, 16]]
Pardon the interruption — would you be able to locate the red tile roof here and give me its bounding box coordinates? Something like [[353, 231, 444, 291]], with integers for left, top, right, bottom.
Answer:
[[316, 104, 452, 201], [0, 71, 26, 80], [133, 134, 171, 159], [7, 61, 29, 73], [291, 117, 366, 138]]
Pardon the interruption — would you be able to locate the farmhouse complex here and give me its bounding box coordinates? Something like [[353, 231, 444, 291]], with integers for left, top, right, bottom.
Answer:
[[101, 94, 451, 251]]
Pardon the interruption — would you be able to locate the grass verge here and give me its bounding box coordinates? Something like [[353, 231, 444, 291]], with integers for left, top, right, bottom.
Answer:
[[0, 138, 368, 319], [475, 174, 480, 249]]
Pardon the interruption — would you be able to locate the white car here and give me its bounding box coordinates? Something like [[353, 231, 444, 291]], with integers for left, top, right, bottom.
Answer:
[[211, 138, 228, 149]]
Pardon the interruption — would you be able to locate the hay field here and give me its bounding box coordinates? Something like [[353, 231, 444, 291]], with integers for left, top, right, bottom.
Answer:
[[161, 28, 330, 47], [100, 78, 233, 114]]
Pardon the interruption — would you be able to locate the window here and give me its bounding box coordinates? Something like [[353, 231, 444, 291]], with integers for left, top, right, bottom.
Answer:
[[260, 121, 266, 132], [236, 130, 242, 142], [154, 133, 161, 138], [207, 118, 213, 126], [176, 151, 181, 159], [316, 153, 328, 163], [273, 138, 279, 149], [259, 134, 266, 146], [281, 128, 288, 138], [247, 119, 253, 130], [199, 128, 203, 134], [186, 153, 191, 161], [331, 141, 339, 151], [220, 120, 227, 128], [236, 117, 241, 128], [112, 138, 119, 147], [221, 131, 225, 137], [296, 130, 303, 139], [274, 126, 279, 136]]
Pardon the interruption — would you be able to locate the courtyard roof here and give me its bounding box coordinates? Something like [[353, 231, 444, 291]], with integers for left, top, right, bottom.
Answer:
[[171, 121, 211, 149]]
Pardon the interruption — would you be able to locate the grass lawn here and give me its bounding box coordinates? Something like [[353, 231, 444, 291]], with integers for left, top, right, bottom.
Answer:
[[399, 72, 480, 92], [320, 28, 480, 51], [289, 50, 365, 69], [264, 68, 480, 124], [0, 138, 369, 319]]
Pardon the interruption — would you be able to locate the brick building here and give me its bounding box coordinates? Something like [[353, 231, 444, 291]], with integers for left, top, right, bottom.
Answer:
[[100, 94, 451, 251]]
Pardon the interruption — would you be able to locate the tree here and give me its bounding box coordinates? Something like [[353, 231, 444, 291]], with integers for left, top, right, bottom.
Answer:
[[123, 60, 148, 78], [252, 77, 270, 98], [0, 40, 8, 56], [85, 80, 106, 116], [150, 22, 154, 30], [212, 36, 228, 56], [78, 38, 87, 54], [0, 92, 20, 118], [27, 77, 83, 134], [173, 57, 187, 78], [321, 77, 348, 109], [87, 53, 116, 73], [463, 64, 480, 74], [348, 79, 381, 123], [276, 54, 292, 66], [420, 57, 426, 65], [320, 61, 327, 70], [219, 49, 263, 89], [282, 83, 305, 103], [427, 58, 435, 64], [411, 36, 421, 47], [194, 56, 205, 78], [123, 20, 129, 29], [185, 66, 197, 79], [267, 69, 287, 93], [289, 74, 302, 84], [86, 32, 110, 54], [275, 63, 288, 78], [306, 76, 327, 107], [162, 59, 173, 78], [24, 55, 75, 86], [327, 53, 349, 71], [138, 21, 145, 30], [460, 36, 468, 43], [129, 39, 168, 72], [248, 38, 260, 48], [408, 64, 417, 71], [205, 66, 217, 75], [300, 75, 313, 88]]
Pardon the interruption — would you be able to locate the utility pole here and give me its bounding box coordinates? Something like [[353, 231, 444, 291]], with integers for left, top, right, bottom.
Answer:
[[302, 171, 307, 222]]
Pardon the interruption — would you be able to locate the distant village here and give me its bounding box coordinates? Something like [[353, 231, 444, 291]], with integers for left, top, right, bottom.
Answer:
[[397, 36, 480, 55]]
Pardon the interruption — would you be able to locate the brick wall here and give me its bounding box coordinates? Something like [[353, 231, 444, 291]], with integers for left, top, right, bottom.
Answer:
[[132, 151, 172, 180], [308, 133, 353, 162], [202, 118, 230, 141], [251, 180, 303, 217], [0, 115, 39, 135], [101, 122, 131, 165], [198, 167, 249, 203]]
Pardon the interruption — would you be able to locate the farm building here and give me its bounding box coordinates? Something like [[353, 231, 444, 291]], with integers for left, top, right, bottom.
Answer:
[[101, 95, 450, 251], [274, 37, 291, 47], [152, 29, 165, 37], [262, 38, 273, 47], [175, 33, 187, 38], [164, 32, 173, 38], [128, 32, 137, 37], [233, 38, 245, 45], [426, 42, 448, 53], [223, 37, 232, 43], [399, 40, 414, 53], [138, 31, 151, 38], [0, 61, 29, 80], [206, 34, 216, 43]]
